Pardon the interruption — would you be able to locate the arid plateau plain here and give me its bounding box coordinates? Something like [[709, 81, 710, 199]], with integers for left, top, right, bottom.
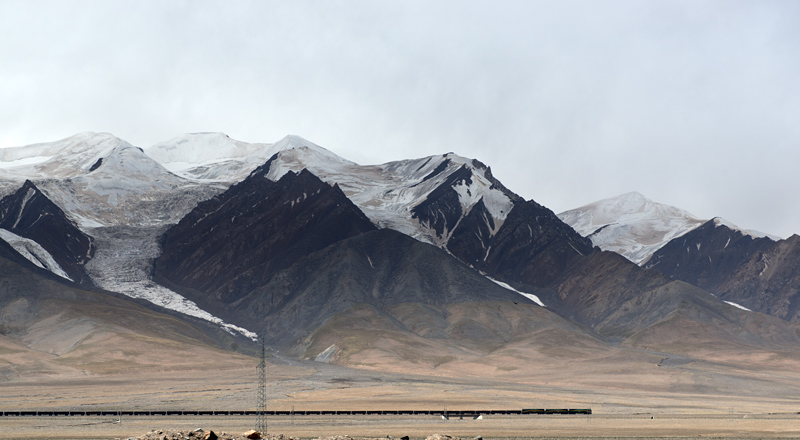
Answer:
[[2, 339, 800, 439]]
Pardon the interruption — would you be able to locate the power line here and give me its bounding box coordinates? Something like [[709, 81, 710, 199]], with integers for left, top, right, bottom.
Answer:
[[256, 335, 268, 433]]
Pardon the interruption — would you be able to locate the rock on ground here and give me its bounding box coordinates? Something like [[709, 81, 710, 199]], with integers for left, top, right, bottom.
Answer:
[[133, 430, 296, 440]]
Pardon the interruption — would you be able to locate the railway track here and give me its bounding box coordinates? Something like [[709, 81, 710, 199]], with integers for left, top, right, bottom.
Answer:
[[0, 409, 591, 417]]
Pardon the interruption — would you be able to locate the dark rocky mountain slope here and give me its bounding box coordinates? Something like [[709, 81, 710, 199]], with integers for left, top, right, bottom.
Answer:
[[643, 219, 800, 322], [155, 163, 377, 304], [544, 250, 800, 354], [458, 199, 596, 287], [224, 228, 555, 354], [644, 219, 775, 292], [0, 180, 94, 286], [154, 157, 588, 354], [715, 234, 800, 321], [559, 193, 800, 329]]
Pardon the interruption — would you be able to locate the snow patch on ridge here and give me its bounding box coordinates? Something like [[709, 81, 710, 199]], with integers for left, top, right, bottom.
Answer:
[[0, 229, 72, 280], [713, 217, 779, 241], [0, 155, 51, 169], [724, 300, 752, 312], [453, 174, 512, 225], [12, 187, 37, 229], [487, 276, 546, 307]]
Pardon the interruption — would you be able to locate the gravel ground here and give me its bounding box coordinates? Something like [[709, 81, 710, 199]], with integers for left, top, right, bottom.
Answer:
[[1, 414, 800, 440]]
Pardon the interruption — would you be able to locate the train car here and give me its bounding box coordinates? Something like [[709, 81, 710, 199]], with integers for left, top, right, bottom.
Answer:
[[523, 408, 591, 415]]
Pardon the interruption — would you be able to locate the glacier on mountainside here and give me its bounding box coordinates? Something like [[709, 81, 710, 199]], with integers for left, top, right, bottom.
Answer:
[[84, 226, 257, 340], [2, 133, 257, 340]]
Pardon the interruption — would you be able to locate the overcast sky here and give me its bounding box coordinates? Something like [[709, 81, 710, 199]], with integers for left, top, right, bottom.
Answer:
[[1, 0, 798, 238]]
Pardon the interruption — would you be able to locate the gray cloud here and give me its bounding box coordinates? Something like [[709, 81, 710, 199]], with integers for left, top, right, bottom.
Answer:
[[1, 0, 798, 237]]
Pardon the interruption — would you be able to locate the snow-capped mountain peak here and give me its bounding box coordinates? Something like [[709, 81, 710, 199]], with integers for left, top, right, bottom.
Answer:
[[0, 132, 132, 180], [1, 133, 219, 228], [146, 133, 517, 246], [75, 140, 183, 204], [261, 148, 515, 245], [145, 132, 353, 183], [145, 132, 273, 180], [263, 135, 359, 180], [558, 191, 706, 265]]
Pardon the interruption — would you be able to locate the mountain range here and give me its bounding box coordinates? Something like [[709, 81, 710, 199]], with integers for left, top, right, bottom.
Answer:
[[559, 192, 800, 322], [1, 131, 799, 382]]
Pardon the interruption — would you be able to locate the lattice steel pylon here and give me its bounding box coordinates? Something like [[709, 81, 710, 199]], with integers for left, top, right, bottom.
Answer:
[[255, 335, 268, 433]]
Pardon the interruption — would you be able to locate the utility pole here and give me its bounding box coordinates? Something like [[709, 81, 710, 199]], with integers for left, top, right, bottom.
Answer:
[[256, 335, 268, 433]]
